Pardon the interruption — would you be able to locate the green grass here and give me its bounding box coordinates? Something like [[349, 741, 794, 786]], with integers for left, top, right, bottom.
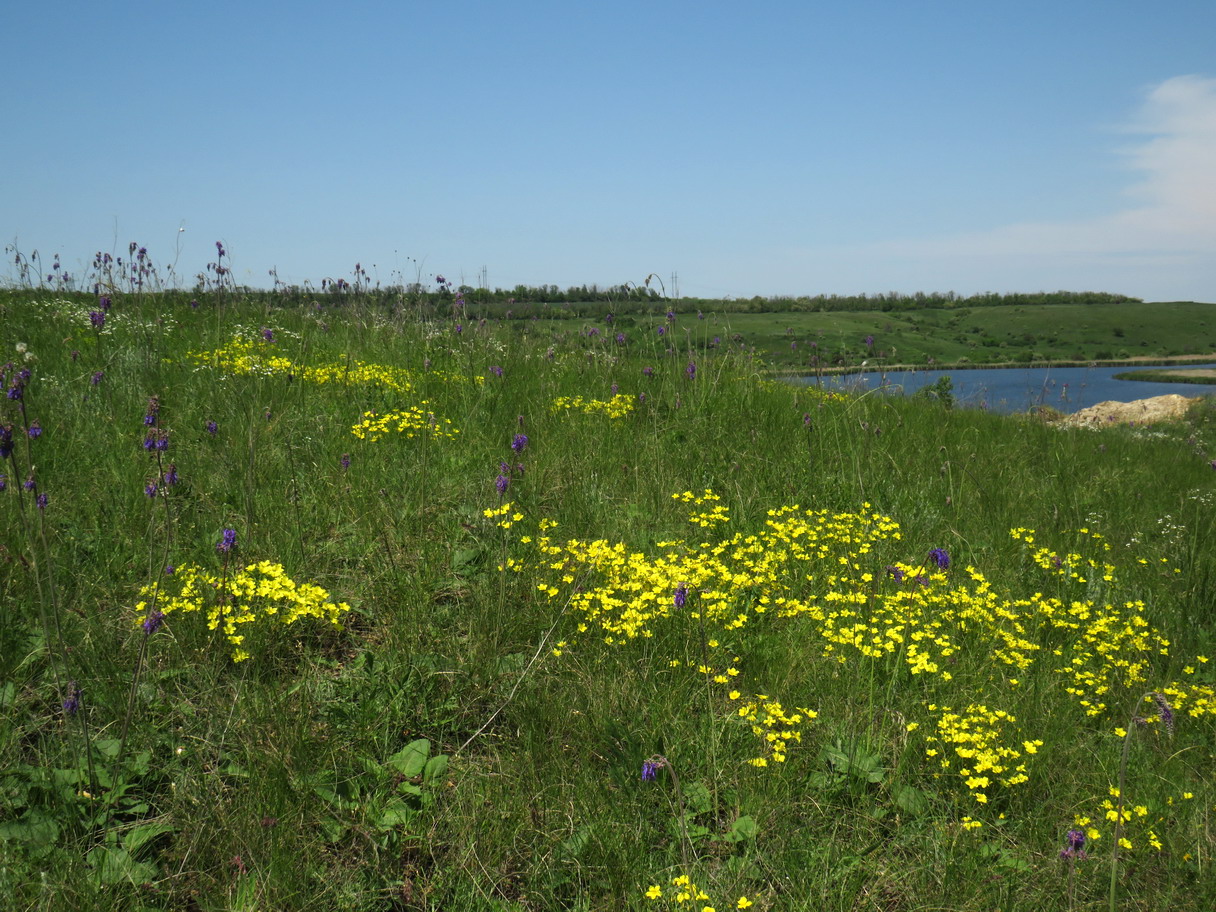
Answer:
[[701, 301, 1216, 369], [2, 291, 1216, 911]]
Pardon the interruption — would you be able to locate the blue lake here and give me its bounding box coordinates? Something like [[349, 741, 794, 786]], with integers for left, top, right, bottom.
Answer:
[[791, 364, 1216, 415]]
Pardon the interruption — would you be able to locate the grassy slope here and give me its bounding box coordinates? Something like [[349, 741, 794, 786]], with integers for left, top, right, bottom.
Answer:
[[2, 292, 1215, 911], [694, 301, 1216, 369]]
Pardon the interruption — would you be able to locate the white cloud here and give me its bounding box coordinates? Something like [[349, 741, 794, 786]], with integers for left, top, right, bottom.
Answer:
[[779, 76, 1216, 298]]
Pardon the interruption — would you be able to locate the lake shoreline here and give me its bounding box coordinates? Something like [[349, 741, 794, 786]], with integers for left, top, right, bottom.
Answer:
[[767, 352, 1216, 377]]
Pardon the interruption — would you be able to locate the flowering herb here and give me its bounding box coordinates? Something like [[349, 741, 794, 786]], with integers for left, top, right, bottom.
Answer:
[[511, 434, 529, 453], [62, 682, 81, 715], [217, 529, 238, 553], [495, 474, 510, 496], [928, 548, 951, 570], [206, 420, 218, 435], [1060, 828, 1087, 860], [674, 584, 689, 609], [142, 609, 166, 636], [28, 421, 42, 439]]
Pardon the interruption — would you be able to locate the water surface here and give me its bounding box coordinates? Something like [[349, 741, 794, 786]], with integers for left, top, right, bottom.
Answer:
[[792, 364, 1216, 415]]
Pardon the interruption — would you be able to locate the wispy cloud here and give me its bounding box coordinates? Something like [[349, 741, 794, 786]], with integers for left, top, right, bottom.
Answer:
[[787, 76, 1216, 298]]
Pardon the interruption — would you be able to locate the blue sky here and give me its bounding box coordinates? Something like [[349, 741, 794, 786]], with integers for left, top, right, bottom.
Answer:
[[4, 1, 1215, 300]]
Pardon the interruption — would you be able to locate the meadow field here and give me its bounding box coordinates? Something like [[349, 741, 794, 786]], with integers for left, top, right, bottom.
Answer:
[[2, 287, 1216, 911]]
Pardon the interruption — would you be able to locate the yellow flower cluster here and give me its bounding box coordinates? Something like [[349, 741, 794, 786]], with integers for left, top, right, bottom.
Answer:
[[494, 495, 1213, 824], [922, 703, 1039, 805], [672, 489, 730, 527], [735, 697, 817, 766], [549, 393, 635, 418], [135, 561, 351, 662], [188, 336, 481, 391], [644, 874, 753, 910], [350, 405, 459, 441], [483, 502, 524, 529], [1010, 527, 1117, 586]]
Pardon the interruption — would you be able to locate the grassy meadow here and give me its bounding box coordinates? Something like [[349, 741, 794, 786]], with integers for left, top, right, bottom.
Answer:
[[3, 288, 1216, 911]]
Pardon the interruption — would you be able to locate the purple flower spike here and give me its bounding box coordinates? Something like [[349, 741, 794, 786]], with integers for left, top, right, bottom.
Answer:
[[641, 755, 667, 781], [511, 434, 528, 453], [89, 311, 106, 329], [1152, 693, 1175, 734], [685, 362, 696, 380], [1060, 828, 1087, 860], [673, 584, 689, 609], [164, 464, 178, 486], [91, 370, 104, 386], [142, 609, 166, 636], [490, 365, 504, 377], [145, 482, 158, 498], [27, 422, 41, 439], [340, 453, 351, 470], [36, 492, 48, 510], [928, 548, 950, 570], [217, 528, 237, 553], [206, 420, 218, 435], [495, 474, 510, 496], [62, 681, 81, 715]]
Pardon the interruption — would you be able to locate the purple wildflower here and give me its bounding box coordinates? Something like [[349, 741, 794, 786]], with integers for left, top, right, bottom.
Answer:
[[657, 326, 665, 337], [36, 492, 48, 510], [666, 310, 675, 322], [217, 528, 237, 553], [642, 755, 667, 781], [89, 310, 106, 329], [91, 370, 104, 386], [1152, 693, 1175, 734], [0, 425, 11, 459], [495, 474, 510, 496], [142, 609, 166, 636], [642, 366, 654, 377], [99, 295, 111, 310], [206, 420, 218, 435], [455, 324, 463, 334], [616, 332, 626, 344], [511, 434, 528, 453], [145, 482, 158, 498], [261, 326, 275, 342], [6, 383, 22, 401], [164, 464, 178, 486], [928, 548, 950, 570], [685, 362, 696, 380], [165, 565, 175, 575], [24, 475, 36, 492], [674, 584, 689, 609], [886, 566, 906, 584], [1060, 828, 1087, 860], [340, 453, 351, 470], [62, 682, 81, 715], [489, 365, 504, 377]]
